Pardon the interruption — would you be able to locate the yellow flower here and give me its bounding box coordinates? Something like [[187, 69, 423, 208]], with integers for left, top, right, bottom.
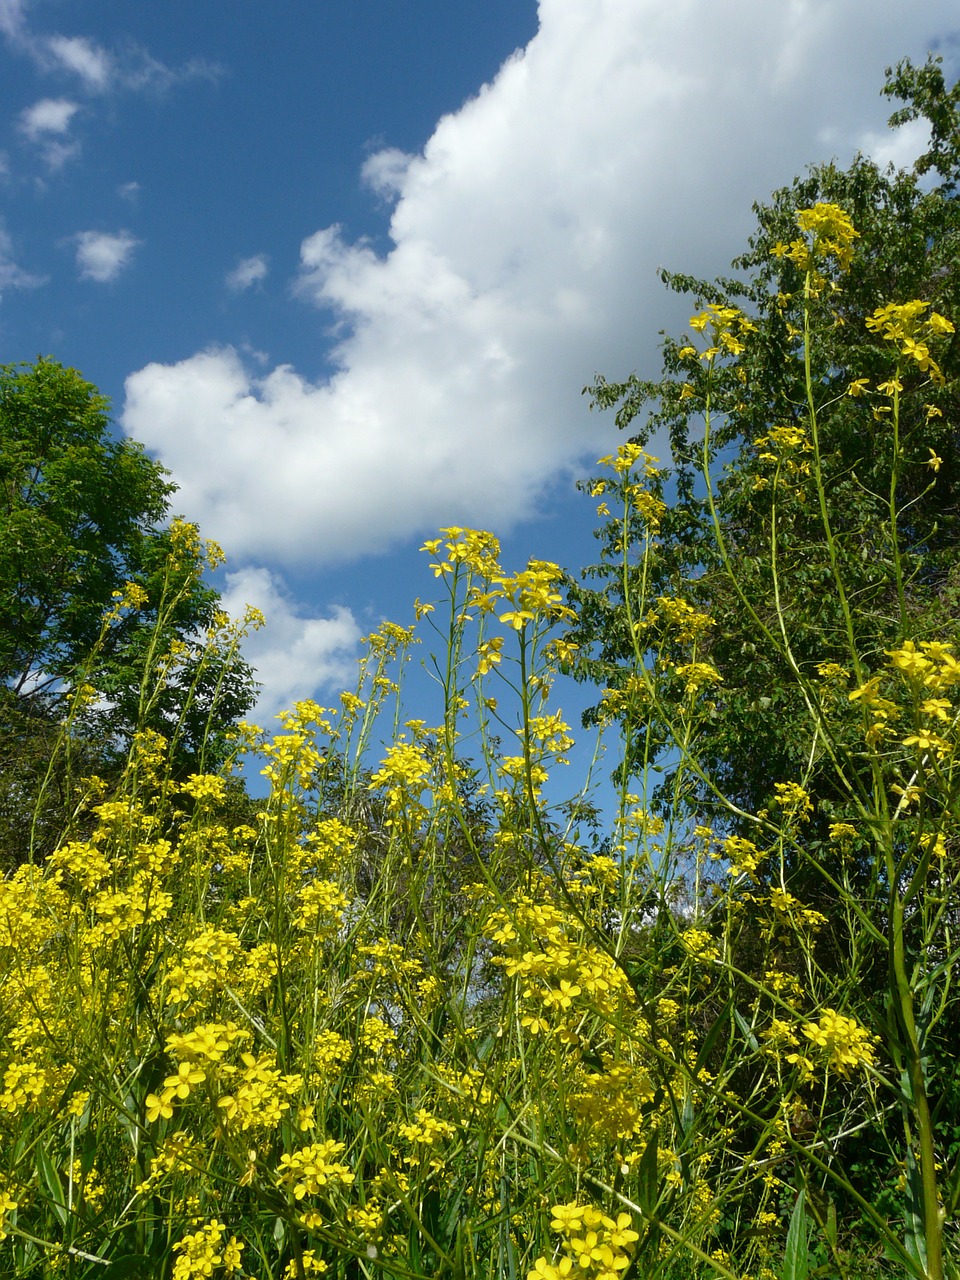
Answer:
[[145, 1092, 174, 1123], [801, 1009, 877, 1075]]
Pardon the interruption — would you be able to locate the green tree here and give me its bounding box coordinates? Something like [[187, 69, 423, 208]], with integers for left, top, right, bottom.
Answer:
[[563, 60, 960, 1260], [0, 357, 258, 857], [568, 56, 960, 838]]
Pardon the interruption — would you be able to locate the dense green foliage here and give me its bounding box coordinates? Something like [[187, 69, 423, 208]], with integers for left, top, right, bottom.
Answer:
[[568, 56, 960, 834], [0, 358, 258, 862]]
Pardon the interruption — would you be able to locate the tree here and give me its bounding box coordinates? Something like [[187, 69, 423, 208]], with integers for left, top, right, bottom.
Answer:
[[561, 63, 960, 1259], [567, 56, 960, 839], [0, 357, 258, 857]]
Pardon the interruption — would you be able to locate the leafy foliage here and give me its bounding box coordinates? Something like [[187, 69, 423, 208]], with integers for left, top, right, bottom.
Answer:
[[567, 56, 960, 833], [0, 358, 258, 862]]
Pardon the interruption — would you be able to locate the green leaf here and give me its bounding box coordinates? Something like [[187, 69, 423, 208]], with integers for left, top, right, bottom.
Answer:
[[782, 1189, 809, 1280], [636, 1131, 659, 1215], [694, 996, 732, 1074], [35, 1142, 67, 1228]]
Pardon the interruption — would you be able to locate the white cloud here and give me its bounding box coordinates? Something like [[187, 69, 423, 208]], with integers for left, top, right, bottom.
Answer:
[[19, 96, 78, 138], [2, 6, 221, 95], [219, 566, 361, 722], [123, 0, 960, 569], [18, 96, 80, 167], [118, 180, 141, 201], [227, 254, 269, 292], [46, 35, 111, 90], [75, 229, 140, 282], [854, 116, 933, 174], [361, 147, 415, 200], [0, 221, 45, 298]]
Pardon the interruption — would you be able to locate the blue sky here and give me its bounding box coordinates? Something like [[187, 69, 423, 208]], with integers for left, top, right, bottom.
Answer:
[[2, 1, 959, 799]]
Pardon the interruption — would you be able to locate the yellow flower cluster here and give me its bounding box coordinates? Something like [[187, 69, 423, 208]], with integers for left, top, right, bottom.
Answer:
[[179, 773, 227, 804], [420, 525, 502, 577], [680, 927, 721, 964], [172, 1219, 243, 1279], [495, 561, 574, 631], [571, 1064, 654, 1140], [368, 739, 433, 826], [0, 1060, 47, 1114], [721, 835, 763, 880], [672, 660, 722, 695], [866, 300, 954, 385], [0, 1181, 19, 1242], [216, 1052, 303, 1131], [875, 641, 960, 759], [397, 1107, 457, 1153], [800, 1009, 878, 1076], [772, 202, 859, 274], [488, 893, 635, 1038], [688, 303, 758, 360], [294, 879, 348, 934], [277, 1140, 355, 1199], [655, 596, 715, 643], [528, 1203, 639, 1280]]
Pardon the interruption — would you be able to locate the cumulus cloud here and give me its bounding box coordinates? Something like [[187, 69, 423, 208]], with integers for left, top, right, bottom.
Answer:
[[219, 567, 361, 722], [361, 147, 415, 200], [75, 229, 140, 282], [227, 254, 269, 292], [19, 96, 78, 138], [123, 0, 960, 569]]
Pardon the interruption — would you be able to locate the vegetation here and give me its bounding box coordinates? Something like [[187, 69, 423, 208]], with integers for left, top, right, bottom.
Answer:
[[2, 53, 960, 1280], [568, 55, 960, 836], [0, 358, 258, 863]]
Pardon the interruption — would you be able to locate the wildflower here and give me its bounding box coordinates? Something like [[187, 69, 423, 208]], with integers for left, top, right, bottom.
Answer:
[[477, 637, 504, 675], [772, 781, 813, 821], [681, 928, 720, 963], [723, 835, 762, 878], [801, 1009, 878, 1075], [816, 661, 849, 681], [163, 1061, 206, 1100], [172, 1220, 242, 1279], [919, 831, 947, 860], [284, 1252, 327, 1277], [828, 822, 857, 842], [277, 1140, 354, 1199], [774, 203, 859, 277], [0, 1182, 19, 1242], [178, 773, 226, 804], [795, 202, 859, 270], [673, 661, 722, 694], [531, 1203, 638, 1280], [902, 728, 952, 756], [145, 1092, 175, 1124]]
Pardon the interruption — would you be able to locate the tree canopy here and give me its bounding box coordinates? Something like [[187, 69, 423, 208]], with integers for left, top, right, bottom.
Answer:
[[567, 56, 960, 836], [0, 357, 258, 857]]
